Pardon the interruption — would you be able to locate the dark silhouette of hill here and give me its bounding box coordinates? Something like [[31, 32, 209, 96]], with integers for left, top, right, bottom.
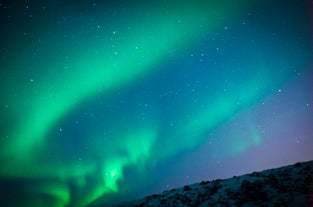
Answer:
[[112, 160, 313, 207]]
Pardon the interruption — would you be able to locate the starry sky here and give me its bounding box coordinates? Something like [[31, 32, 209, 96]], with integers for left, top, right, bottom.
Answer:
[[0, 0, 313, 206]]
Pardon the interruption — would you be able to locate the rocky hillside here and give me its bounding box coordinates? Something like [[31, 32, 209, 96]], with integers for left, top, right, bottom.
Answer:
[[113, 160, 313, 207]]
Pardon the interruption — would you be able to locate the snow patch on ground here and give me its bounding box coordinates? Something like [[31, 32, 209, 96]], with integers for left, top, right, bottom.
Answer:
[[112, 160, 313, 207]]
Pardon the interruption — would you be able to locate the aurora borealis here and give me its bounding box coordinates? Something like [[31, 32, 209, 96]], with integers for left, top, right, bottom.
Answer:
[[1, 0, 313, 206]]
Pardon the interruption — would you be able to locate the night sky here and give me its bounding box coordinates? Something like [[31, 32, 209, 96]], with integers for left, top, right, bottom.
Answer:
[[0, 0, 313, 206]]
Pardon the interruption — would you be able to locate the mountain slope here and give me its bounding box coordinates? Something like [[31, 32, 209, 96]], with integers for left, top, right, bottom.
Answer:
[[113, 160, 313, 207]]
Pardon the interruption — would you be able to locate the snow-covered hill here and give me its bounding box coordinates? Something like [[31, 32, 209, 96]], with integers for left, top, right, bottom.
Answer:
[[113, 160, 313, 207]]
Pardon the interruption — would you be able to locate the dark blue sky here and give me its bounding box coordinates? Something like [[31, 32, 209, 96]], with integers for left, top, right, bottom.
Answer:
[[0, 0, 313, 206]]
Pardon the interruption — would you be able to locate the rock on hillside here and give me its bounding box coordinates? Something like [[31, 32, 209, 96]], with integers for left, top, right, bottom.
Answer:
[[113, 160, 313, 207]]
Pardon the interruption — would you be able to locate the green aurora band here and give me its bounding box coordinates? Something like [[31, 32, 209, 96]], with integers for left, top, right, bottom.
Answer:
[[0, 1, 304, 206], [3, 0, 247, 162]]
